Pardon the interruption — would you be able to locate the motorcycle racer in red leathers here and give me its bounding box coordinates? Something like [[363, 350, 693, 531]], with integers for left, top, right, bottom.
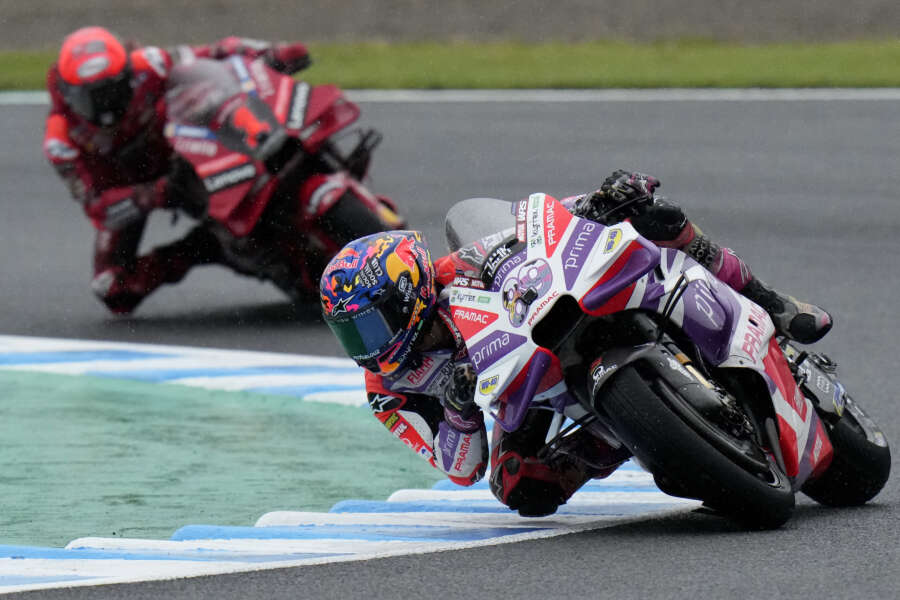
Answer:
[[320, 170, 833, 517], [42, 26, 311, 314]]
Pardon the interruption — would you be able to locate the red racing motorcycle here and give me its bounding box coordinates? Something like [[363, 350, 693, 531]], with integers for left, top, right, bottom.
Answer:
[[163, 55, 404, 300]]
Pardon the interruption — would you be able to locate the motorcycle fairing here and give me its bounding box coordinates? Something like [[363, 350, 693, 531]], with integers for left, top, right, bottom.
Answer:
[[165, 56, 362, 237], [450, 194, 658, 431], [447, 194, 832, 483], [648, 249, 834, 483], [293, 85, 360, 153]]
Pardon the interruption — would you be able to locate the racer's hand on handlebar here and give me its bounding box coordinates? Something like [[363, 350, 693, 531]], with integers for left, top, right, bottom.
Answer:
[[265, 42, 311, 75], [575, 169, 660, 224], [601, 169, 660, 207]]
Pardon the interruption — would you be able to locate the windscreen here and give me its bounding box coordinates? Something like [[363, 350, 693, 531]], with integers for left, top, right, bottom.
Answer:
[[444, 197, 516, 253], [166, 58, 241, 127]]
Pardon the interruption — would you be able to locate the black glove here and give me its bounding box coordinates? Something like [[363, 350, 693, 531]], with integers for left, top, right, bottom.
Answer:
[[602, 169, 660, 205], [265, 42, 311, 75], [575, 170, 661, 224], [444, 364, 478, 418]]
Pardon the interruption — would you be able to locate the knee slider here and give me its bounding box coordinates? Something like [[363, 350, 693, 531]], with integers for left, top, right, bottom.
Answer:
[[489, 448, 570, 517]]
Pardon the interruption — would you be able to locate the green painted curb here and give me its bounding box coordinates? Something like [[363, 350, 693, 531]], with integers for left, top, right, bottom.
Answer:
[[0, 370, 439, 547]]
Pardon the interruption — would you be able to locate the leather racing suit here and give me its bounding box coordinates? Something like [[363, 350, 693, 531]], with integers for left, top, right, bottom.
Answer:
[[363, 190, 755, 516]]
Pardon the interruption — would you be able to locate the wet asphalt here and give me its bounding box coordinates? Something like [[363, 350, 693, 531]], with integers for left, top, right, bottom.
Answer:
[[2, 96, 898, 599]]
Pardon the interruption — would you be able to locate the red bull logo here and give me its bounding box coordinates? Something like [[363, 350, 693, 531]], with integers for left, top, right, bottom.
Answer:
[[324, 247, 360, 277]]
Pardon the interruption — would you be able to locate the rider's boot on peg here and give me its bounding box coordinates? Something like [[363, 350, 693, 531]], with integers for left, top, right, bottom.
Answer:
[[740, 277, 833, 344], [683, 235, 832, 344]]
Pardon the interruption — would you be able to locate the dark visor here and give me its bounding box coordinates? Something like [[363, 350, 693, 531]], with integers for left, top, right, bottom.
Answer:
[[62, 69, 133, 125]]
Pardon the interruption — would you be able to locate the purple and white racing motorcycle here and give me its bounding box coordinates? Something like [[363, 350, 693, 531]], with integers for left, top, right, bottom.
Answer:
[[444, 194, 890, 529]]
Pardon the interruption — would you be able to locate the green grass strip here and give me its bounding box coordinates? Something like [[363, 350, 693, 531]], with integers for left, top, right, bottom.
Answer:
[[3, 40, 899, 90], [0, 370, 439, 547]]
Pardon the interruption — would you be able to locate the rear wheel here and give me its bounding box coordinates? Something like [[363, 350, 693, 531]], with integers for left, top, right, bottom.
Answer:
[[602, 364, 794, 529], [802, 399, 890, 506]]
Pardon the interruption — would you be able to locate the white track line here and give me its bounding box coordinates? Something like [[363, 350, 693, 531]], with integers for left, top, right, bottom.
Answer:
[[3, 89, 900, 106]]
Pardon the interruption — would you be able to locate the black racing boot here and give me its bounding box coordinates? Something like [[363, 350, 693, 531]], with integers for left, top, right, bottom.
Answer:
[[741, 277, 833, 344]]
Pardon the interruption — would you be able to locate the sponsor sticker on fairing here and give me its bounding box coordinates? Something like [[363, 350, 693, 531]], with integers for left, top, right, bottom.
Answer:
[[489, 250, 525, 292], [603, 227, 623, 253], [249, 59, 275, 98], [527, 194, 544, 248], [174, 138, 218, 157], [479, 375, 500, 395], [516, 200, 528, 241], [468, 331, 527, 370], [740, 303, 769, 362], [561, 220, 602, 290], [481, 243, 513, 285], [202, 163, 257, 193], [451, 306, 499, 338], [452, 275, 485, 289], [526, 290, 559, 327], [287, 82, 310, 130]]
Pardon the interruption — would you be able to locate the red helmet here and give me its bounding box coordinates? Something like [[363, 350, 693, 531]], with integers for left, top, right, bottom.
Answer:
[[57, 27, 133, 126]]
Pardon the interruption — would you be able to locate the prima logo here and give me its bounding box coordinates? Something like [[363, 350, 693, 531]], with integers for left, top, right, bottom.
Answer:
[[469, 331, 526, 370], [691, 283, 723, 328], [561, 221, 603, 289], [489, 251, 524, 291]]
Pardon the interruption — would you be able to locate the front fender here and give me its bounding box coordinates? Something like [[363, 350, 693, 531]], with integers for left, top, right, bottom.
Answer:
[[587, 343, 659, 401], [588, 343, 725, 419]]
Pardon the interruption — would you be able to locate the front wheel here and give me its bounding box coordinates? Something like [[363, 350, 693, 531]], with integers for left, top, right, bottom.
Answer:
[[801, 398, 891, 506], [602, 364, 795, 529]]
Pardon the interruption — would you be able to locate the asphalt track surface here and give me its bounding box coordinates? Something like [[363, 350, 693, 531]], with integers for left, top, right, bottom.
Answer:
[[1, 95, 898, 598]]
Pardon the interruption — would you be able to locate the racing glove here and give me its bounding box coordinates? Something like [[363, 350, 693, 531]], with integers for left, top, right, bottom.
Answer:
[[265, 42, 312, 75], [574, 170, 660, 224], [443, 364, 479, 423]]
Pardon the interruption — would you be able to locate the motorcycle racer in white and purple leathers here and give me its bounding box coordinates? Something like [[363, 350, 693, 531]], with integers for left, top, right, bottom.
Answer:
[[320, 170, 833, 517]]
